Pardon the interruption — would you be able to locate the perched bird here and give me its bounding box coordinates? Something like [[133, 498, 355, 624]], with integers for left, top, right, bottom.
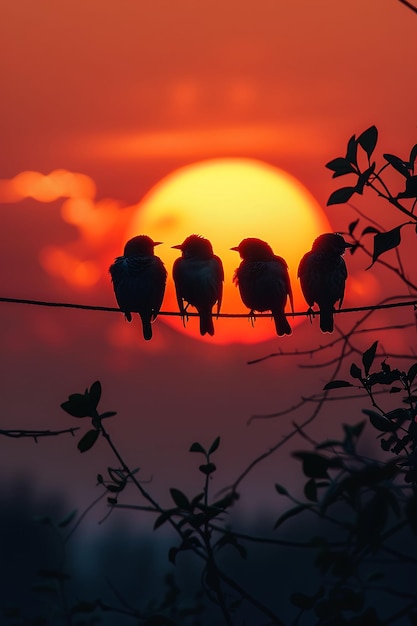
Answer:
[[109, 235, 167, 340], [297, 233, 352, 333], [172, 235, 224, 336], [231, 238, 293, 336]]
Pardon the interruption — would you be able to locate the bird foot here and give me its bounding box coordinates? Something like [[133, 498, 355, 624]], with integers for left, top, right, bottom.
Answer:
[[307, 307, 315, 324], [248, 310, 256, 327], [181, 304, 189, 328]]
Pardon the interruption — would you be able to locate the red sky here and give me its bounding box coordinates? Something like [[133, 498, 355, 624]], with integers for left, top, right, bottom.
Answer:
[[0, 0, 416, 517]]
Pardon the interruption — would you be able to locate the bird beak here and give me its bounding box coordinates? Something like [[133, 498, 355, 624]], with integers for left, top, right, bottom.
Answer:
[[343, 242, 354, 248], [171, 244, 182, 250], [153, 241, 163, 247], [230, 246, 239, 252]]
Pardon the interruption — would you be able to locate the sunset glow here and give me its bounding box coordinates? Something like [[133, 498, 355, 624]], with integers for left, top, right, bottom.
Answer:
[[128, 158, 331, 344]]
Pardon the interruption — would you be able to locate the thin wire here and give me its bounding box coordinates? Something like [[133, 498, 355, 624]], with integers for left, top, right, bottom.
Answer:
[[1, 295, 417, 317]]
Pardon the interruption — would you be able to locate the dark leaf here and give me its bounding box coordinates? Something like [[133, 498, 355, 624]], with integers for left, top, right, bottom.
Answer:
[[362, 341, 378, 376], [398, 175, 417, 199], [325, 157, 357, 178], [358, 125, 378, 159], [410, 143, 417, 171], [408, 362, 417, 384], [275, 483, 289, 496], [58, 510, 77, 528], [350, 363, 362, 380], [346, 134, 358, 165], [77, 429, 99, 453], [61, 395, 93, 418], [356, 163, 376, 194], [100, 411, 117, 419], [168, 547, 178, 564], [208, 436, 220, 455], [327, 186, 357, 206], [383, 153, 410, 178], [170, 488, 190, 510], [363, 409, 396, 432], [389, 386, 402, 393], [199, 462, 216, 475], [89, 381, 101, 409], [274, 504, 311, 529], [323, 379, 354, 390], [348, 218, 359, 235], [189, 442, 206, 454], [362, 226, 380, 235], [293, 452, 339, 479], [154, 508, 178, 530], [368, 225, 404, 268], [304, 478, 318, 502]]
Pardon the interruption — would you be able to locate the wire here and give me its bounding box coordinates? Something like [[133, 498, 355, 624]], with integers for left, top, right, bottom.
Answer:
[[1, 295, 417, 318]]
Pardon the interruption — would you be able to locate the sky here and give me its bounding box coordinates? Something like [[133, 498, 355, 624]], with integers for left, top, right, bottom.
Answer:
[[0, 0, 416, 521]]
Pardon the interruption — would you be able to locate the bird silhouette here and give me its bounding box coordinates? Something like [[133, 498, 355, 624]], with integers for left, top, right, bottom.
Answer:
[[231, 238, 293, 336], [298, 233, 352, 333], [109, 235, 167, 340], [172, 235, 224, 336]]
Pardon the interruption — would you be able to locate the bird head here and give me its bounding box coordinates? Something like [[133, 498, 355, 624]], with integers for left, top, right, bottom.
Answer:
[[172, 234, 214, 259], [123, 235, 162, 257], [311, 233, 353, 256], [231, 238, 275, 262]]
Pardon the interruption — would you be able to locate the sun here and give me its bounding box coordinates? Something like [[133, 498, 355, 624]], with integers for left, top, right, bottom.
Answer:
[[127, 158, 331, 344]]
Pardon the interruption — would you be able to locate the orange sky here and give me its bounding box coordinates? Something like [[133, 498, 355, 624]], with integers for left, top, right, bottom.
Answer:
[[0, 0, 416, 511]]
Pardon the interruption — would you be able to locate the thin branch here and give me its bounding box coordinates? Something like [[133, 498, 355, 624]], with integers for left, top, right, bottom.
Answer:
[[0, 427, 79, 440]]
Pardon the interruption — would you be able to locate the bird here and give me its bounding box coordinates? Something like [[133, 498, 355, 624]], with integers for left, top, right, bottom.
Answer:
[[297, 233, 353, 333], [231, 238, 293, 336], [172, 235, 224, 336], [109, 235, 167, 340]]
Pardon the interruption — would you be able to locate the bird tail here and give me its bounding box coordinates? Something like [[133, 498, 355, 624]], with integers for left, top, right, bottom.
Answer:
[[199, 310, 214, 336], [139, 314, 153, 340], [273, 311, 292, 336], [319, 307, 334, 333]]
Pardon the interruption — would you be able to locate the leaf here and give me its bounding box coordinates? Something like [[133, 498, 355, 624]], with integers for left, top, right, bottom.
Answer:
[[208, 436, 220, 455], [367, 225, 404, 268], [362, 341, 378, 376], [169, 488, 190, 510], [327, 186, 357, 206], [345, 134, 358, 165], [274, 504, 311, 529], [61, 395, 93, 418], [358, 125, 378, 159], [398, 175, 417, 199], [325, 157, 357, 178], [383, 153, 410, 178], [154, 508, 178, 530], [293, 452, 337, 479], [356, 163, 376, 194], [189, 442, 206, 454], [350, 363, 362, 380], [58, 510, 77, 528], [323, 380, 354, 390], [89, 381, 102, 409], [100, 411, 117, 419], [363, 409, 396, 432], [199, 462, 216, 475], [304, 478, 318, 502], [77, 429, 99, 453], [362, 226, 380, 236], [348, 218, 359, 235], [410, 143, 417, 170], [275, 483, 289, 496], [407, 362, 417, 384]]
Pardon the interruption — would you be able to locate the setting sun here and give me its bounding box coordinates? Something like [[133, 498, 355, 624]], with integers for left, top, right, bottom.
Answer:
[[127, 158, 331, 344]]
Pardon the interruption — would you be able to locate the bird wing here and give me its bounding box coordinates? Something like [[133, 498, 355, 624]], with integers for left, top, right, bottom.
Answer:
[[172, 258, 188, 317], [275, 255, 294, 314], [214, 255, 224, 316]]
